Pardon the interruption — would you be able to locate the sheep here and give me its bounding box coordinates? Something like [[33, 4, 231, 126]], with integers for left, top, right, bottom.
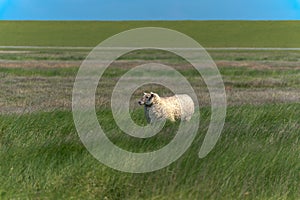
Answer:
[[138, 92, 194, 123]]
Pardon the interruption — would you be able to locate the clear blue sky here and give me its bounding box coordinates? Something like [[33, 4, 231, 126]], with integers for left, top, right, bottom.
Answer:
[[0, 0, 300, 20]]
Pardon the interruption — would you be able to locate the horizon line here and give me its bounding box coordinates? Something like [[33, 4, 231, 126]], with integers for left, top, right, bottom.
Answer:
[[1, 19, 300, 22]]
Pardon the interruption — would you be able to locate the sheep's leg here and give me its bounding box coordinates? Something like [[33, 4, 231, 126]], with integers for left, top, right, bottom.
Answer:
[[185, 116, 192, 121], [169, 116, 176, 122], [146, 117, 151, 124], [144, 107, 151, 124]]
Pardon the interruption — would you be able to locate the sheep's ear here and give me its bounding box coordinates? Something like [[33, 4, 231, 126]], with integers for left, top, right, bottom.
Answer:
[[144, 92, 147, 95]]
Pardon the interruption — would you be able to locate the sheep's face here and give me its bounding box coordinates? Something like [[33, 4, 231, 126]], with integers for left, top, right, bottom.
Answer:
[[138, 92, 157, 106]]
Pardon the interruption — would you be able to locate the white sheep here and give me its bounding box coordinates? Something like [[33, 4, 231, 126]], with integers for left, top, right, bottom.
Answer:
[[138, 92, 194, 123]]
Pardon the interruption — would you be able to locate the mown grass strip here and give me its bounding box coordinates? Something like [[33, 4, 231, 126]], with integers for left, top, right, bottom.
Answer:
[[0, 67, 79, 77]]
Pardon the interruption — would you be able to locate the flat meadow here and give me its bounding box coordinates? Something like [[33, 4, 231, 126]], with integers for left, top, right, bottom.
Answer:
[[0, 21, 299, 199]]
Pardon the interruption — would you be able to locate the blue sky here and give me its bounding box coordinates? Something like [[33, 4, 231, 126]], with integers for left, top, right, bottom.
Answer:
[[0, 0, 300, 20]]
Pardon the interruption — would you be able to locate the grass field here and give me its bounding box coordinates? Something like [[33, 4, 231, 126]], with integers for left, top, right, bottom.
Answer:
[[1, 104, 299, 199], [0, 21, 300, 199], [1, 21, 300, 47]]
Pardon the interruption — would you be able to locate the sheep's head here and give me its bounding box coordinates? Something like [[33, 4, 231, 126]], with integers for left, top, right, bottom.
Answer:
[[138, 92, 159, 106]]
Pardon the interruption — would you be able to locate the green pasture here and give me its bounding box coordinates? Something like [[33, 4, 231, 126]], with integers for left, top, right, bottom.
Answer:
[[1, 21, 300, 47], [0, 21, 299, 199]]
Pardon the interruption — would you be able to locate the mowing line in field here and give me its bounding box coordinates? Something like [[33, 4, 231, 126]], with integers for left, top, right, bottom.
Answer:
[[0, 46, 93, 50], [1, 46, 300, 51]]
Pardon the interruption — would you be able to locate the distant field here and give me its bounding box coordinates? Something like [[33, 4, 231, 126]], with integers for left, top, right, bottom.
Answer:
[[1, 21, 300, 47], [0, 49, 300, 113]]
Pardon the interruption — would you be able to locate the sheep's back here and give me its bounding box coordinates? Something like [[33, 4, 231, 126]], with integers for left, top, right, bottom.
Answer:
[[161, 94, 194, 116]]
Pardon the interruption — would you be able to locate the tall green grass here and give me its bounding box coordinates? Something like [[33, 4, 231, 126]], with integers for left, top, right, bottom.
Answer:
[[0, 104, 299, 199]]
